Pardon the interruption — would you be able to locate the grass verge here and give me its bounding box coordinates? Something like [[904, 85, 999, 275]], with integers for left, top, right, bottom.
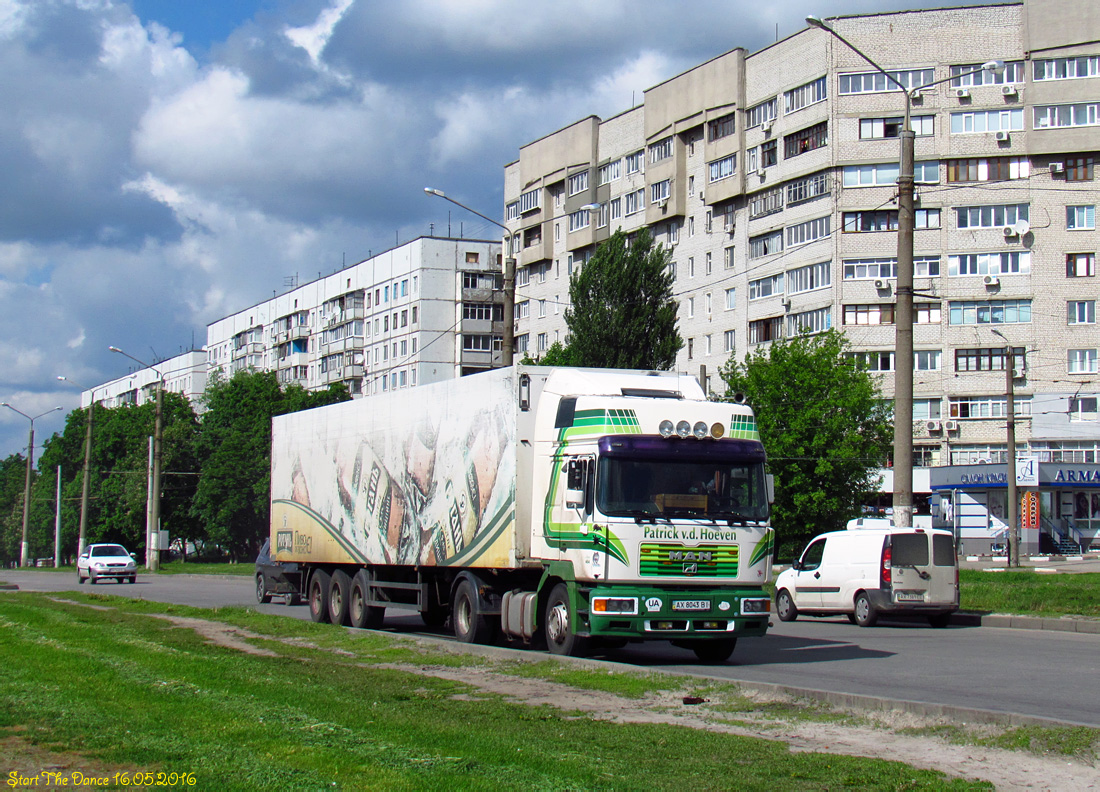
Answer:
[[959, 570, 1100, 618], [0, 591, 991, 791]]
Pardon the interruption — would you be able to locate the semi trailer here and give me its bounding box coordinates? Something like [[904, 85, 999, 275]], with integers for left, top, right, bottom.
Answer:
[[269, 365, 774, 661]]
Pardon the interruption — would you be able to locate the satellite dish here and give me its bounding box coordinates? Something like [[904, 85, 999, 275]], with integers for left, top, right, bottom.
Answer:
[[1014, 220, 1030, 236]]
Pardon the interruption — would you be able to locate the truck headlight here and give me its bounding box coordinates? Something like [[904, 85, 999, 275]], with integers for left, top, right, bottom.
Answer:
[[741, 598, 771, 615], [591, 597, 638, 615]]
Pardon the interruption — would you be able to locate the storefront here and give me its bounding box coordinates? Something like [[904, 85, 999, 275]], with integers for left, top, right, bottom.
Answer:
[[930, 462, 1100, 556]]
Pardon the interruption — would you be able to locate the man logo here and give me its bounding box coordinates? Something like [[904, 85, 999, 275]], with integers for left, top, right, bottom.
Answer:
[[683, 562, 698, 575]]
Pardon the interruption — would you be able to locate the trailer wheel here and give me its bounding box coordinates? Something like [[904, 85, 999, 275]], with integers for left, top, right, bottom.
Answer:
[[690, 638, 738, 664], [328, 569, 352, 626], [452, 579, 495, 644], [308, 569, 331, 623], [349, 569, 384, 629], [544, 583, 589, 658]]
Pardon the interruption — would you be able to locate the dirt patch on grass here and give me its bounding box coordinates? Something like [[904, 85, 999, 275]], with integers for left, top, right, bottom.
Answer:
[[1, 731, 137, 788]]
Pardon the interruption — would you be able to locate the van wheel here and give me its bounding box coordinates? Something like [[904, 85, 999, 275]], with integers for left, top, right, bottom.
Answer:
[[453, 579, 496, 644], [854, 592, 878, 627], [776, 589, 798, 622], [691, 638, 737, 663], [328, 569, 352, 626], [544, 583, 589, 657], [846, 614, 857, 625], [927, 612, 951, 628], [256, 575, 272, 604], [308, 570, 331, 623], [349, 569, 384, 629]]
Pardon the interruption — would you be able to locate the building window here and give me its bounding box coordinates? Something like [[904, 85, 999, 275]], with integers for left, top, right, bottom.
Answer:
[[843, 162, 898, 187], [724, 246, 735, 270], [951, 61, 1025, 86], [708, 154, 736, 182], [748, 273, 784, 300], [517, 188, 540, 214], [625, 150, 644, 174], [1034, 56, 1100, 81], [1067, 205, 1096, 230], [749, 186, 783, 219], [843, 258, 897, 280], [946, 157, 1030, 182], [849, 351, 895, 371], [649, 136, 673, 164], [1069, 301, 1096, 324], [746, 98, 777, 128], [1065, 156, 1095, 181], [748, 316, 784, 344], [748, 230, 783, 259], [784, 121, 828, 158], [1034, 103, 1100, 129], [787, 307, 831, 336], [860, 115, 934, 139], [844, 210, 898, 233], [787, 261, 831, 294], [598, 160, 621, 185], [725, 287, 736, 310], [784, 76, 827, 113], [948, 299, 1032, 325], [955, 204, 1029, 229], [463, 334, 494, 351], [786, 171, 830, 206], [567, 170, 589, 196], [951, 109, 1024, 134], [949, 396, 1031, 419], [651, 180, 671, 204], [844, 304, 894, 325], [1069, 349, 1099, 374], [609, 197, 622, 220], [839, 68, 934, 94], [625, 189, 644, 215], [1067, 253, 1095, 277], [915, 350, 941, 371], [707, 112, 736, 141], [914, 399, 943, 420], [568, 209, 590, 232], [537, 333, 548, 352], [760, 140, 778, 167], [1069, 397, 1099, 422], [948, 251, 1030, 276], [724, 329, 736, 353], [686, 297, 694, 318], [954, 347, 1025, 373], [785, 216, 830, 247]]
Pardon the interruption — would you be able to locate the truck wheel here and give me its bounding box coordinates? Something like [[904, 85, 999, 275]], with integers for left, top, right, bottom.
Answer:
[[349, 570, 384, 629], [775, 589, 798, 622], [308, 569, 331, 623], [328, 569, 352, 626], [854, 592, 878, 627], [285, 593, 301, 606], [256, 575, 272, 604], [691, 638, 738, 663], [420, 608, 447, 629], [452, 579, 496, 644], [544, 583, 589, 657]]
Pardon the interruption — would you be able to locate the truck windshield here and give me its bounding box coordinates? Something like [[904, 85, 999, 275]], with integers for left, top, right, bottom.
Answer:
[[596, 456, 768, 522]]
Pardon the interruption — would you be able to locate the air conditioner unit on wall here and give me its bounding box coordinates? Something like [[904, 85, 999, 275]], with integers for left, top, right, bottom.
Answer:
[[955, 88, 971, 99], [984, 274, 1000, 286], [1051, 162, 1065, 174], [926, 420, 942, 432], [762, 120, 773, 135], [944, 420, 959, 432], [873, 278, 890, 290], [1002, 85, 1018, 96], [1002, 224, 1018, 237], [995, 130, 1010, 142]]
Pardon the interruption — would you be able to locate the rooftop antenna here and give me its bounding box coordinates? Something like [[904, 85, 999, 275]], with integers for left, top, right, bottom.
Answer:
[[430, 222, 435, 236]]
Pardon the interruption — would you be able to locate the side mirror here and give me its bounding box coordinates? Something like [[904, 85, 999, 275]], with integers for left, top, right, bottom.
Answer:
[[565, 459, 586, 509], [790, 559, 802, 571], [130, 553, 136, 559]]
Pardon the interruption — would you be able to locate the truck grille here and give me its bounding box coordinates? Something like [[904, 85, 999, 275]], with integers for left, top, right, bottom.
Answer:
[[638, 543, 739, 577]]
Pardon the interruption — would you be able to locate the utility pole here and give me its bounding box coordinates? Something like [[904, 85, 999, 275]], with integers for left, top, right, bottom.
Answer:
[[993, 328, 1019, 566], [1, 403, 62, 567]]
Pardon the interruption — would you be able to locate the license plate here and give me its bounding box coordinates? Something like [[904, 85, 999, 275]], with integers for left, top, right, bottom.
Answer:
[[672, 600, 710, 611], [895, 590, 925, 602]]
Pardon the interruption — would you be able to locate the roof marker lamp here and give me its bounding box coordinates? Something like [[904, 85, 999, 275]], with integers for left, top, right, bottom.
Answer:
[[659, 419, 674, 437]]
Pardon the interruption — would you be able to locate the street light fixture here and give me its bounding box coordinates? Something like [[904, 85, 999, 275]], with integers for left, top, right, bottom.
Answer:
[[109, 346, 164, 571], [806, 14, 1003, 528], [425, 187, 517, 366], [1, 402, 63, 567], [57, 376, 100, 557]]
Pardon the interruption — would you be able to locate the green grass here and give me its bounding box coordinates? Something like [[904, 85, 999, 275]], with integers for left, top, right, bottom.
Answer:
[[959, 570, 1100, 618], [0, 592, 991, 791], [3, 561, 254, 577]]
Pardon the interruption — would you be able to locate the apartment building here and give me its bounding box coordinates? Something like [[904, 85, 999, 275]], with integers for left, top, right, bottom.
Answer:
[[87, 236, 503, 409], [503, 0, 1100, 553]]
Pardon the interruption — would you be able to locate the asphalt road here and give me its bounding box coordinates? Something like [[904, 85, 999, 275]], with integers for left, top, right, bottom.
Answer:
[[4, 569, 1099, 727]]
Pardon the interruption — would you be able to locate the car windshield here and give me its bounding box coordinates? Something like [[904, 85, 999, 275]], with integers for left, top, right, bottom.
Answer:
[[597, 457, 769, 521], [91, 545, 128, 557]]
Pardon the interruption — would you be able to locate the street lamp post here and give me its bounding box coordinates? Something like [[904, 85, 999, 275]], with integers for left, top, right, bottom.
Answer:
[[57, 376, 100, 557], [425, 187, 517, 366], [806, 15, 1002, 528], [1, 403, 62, 567], [991, 328, 1020, 566], [109, 347, 164, 571]]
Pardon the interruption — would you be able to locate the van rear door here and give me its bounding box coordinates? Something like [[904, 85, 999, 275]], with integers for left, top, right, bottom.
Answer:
[[889, 532, 934, 605], [928, 533, 959, 606]]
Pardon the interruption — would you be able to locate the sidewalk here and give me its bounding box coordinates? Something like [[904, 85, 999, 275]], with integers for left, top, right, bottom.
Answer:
[[960, 552, 1100, 574]]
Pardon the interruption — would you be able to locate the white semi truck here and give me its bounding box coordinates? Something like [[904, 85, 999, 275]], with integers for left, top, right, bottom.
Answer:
[[270, 365, 774, 661]]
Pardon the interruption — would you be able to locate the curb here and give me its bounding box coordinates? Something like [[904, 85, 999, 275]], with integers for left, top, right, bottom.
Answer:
[[952, 610, 1100, 634]]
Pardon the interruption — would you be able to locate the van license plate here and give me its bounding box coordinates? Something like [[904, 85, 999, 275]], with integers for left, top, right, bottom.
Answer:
[[895, 590, 925, 602], [672, 600, 709, 611]]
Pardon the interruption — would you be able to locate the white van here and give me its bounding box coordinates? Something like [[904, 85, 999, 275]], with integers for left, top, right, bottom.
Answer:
[[774, 519, 959, 627]]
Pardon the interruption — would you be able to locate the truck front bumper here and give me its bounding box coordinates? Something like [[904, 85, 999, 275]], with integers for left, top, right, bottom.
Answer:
[[585, 585, 770, 639]]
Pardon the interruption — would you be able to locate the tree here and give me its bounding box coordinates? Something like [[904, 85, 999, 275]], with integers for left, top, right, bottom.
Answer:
[[718, 329, 893, 559], [192, 371, 349, 560], [560, 228, 682, 370], [0, 454, 29, 566]]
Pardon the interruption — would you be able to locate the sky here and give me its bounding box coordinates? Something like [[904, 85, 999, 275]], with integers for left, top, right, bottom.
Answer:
[[0, 0, 983, 460]]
